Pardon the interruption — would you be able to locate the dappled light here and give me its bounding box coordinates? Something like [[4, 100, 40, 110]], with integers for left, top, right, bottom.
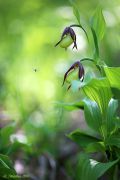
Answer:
[[0, 0, 120, 179]]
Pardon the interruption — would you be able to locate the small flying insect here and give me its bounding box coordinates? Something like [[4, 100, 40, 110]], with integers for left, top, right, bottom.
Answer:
[[33, 68, 39, 72]]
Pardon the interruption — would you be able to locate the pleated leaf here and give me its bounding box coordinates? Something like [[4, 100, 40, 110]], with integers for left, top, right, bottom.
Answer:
[[104, 66, 120, 90], [85, 142, 105, 153], [83, 99, 102, 132], [90, 8, 106, 41], [71, 0, 81, 25], [106, 99, 118, 134], [0, 154, 16, 177], [54, 100, 84, 111], [68, 129, 100, 148], [106, 135, 120, 148], [83, 78, 112, 116], [75, 153, 118, 180]]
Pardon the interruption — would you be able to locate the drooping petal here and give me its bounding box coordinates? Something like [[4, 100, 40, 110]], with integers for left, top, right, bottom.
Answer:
[[62, 61, 84, 86], [68, 27, 77, 49], [78, 62, 84, 81]]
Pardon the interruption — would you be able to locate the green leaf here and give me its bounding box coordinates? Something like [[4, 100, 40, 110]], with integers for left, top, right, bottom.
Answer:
[[83, 78, 112, 116], [90, 8, 106, 60], [68, 129, 100, 148], [106, 135, 120, 148], [104, 66, 120, 90], [0, 122, 16, 149], [90, 7, 106, 40], [83, 79, 117, 136], [113, 165, 118, 180], [5, 141, 30, 155], [85, 142, 105, 153], [106, 99, 118, 134], [69, 0, 88, 41], [115, 117, 120, 128], [0, 154, 16, 177], [111, 88, 120, 99], [54, 100, 84, 111], [71, 78, 112, 111], [75, 153, 118, 180], [91, 27, 99, 59], [83, 99, 102, 132], [69, 0, 81, 25]]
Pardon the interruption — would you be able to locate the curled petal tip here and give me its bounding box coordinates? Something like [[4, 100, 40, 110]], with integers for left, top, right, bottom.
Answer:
[[55, 40, 61, 47], [67, 85, 71, 91]]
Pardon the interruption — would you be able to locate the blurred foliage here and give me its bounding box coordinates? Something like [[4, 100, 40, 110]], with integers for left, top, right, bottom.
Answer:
[[0, 0, 120, 178]]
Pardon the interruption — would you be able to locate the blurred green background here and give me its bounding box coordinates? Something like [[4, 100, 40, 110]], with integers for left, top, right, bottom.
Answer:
[[0, 0, 120, 178]]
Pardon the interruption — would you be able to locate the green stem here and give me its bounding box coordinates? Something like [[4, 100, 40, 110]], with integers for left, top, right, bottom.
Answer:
[[80, 57, 104, 76], [80, 57, 94, 62], [70, 24, 89, 41]]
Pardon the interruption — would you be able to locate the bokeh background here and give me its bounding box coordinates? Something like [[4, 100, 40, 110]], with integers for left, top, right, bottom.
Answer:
[[0, 0, 120, 179]]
